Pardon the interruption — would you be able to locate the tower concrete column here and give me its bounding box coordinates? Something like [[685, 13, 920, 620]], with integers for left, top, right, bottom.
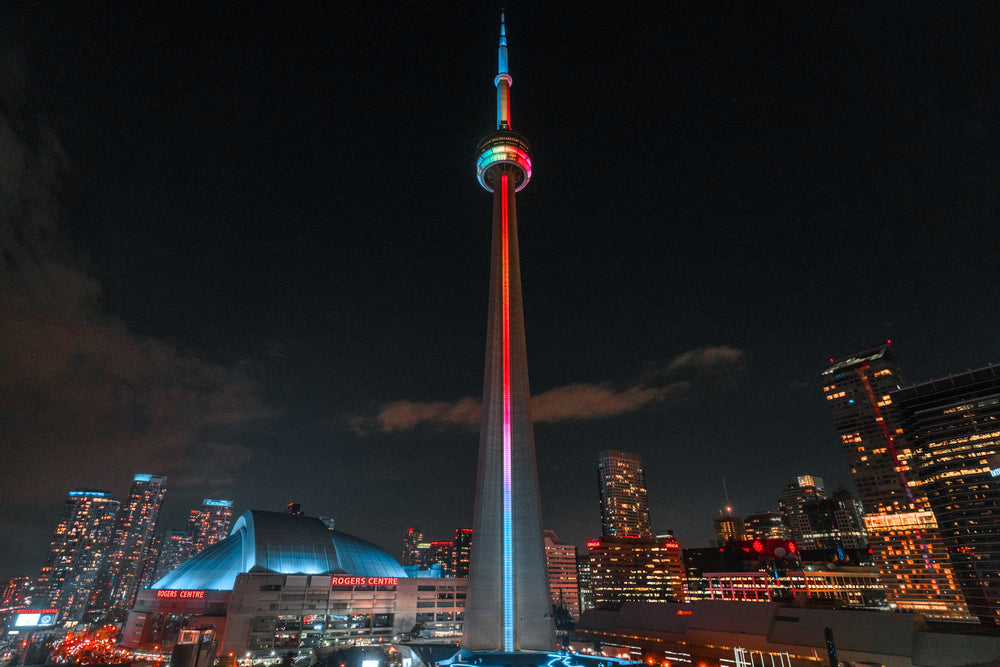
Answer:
[[462, 14, 555, 653]]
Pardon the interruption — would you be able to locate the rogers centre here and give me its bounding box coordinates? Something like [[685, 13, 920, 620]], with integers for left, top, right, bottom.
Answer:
[[121, 510, 466, 660]]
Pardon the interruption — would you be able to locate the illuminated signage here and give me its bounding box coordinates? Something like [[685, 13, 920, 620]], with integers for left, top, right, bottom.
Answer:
[[586, 540, 602, 549], [14, 610, 58, 627], [156, 589, 206, 598], [330, 576, 398, 587], [991, 467, 1000, 478]]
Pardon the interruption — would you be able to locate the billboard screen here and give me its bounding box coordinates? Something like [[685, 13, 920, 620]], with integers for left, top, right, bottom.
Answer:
[[14, 609, 58, 627]]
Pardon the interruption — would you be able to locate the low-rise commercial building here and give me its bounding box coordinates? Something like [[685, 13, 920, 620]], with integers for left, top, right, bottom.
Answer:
[[573, 601, 1000, 667]]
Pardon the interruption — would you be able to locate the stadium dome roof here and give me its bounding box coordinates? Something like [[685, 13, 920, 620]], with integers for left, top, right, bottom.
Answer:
[[153, 510, 406, 591]]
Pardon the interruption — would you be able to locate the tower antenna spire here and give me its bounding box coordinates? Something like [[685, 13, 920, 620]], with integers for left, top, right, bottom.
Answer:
[[495, 12, 511, 129]]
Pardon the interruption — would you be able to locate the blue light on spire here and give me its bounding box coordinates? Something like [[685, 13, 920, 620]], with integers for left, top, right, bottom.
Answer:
[[498, 12, 509, 74]]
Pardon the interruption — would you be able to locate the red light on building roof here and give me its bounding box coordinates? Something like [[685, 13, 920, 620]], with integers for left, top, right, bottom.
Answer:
[[886, 339, 892, 344]]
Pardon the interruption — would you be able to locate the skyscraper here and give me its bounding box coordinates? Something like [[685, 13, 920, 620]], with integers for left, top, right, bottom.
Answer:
[[153, 530, 191, 582], [778, 476, 827, 544], [597, 450, 653, 538], [187, 499, 234, 556], [822, 345, 970, 620], [893, 365, 1000, 626], [713, 513, 744, 546], [100, 474, 167, 612], [35, 489, 120, 622], [798, 488, 868, 554], [427, 542, 455, 575], [543, 531, 580, 619], [743, 511, 791, 541], [451, 528, 473, 578], [402, 527, 423, 567], [463, 14, 554, 652]]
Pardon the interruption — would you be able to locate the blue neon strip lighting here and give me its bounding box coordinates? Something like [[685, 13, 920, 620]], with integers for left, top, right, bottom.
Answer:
[[501, 173, 514, 652]]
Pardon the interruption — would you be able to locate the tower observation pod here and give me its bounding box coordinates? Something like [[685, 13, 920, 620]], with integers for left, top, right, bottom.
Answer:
[[462, 13, 555, 654]]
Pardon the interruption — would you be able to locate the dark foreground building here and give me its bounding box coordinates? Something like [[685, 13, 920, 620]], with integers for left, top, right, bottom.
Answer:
[[894, 365, 1000, 626], [573, 601, 1000, 667]]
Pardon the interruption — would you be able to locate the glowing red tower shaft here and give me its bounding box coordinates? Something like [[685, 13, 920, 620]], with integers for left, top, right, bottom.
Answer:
[[462, 14, 555, 653]]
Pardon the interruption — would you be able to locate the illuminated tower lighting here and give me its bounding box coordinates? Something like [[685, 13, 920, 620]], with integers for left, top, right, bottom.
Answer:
[[463, 13, 554, 653]]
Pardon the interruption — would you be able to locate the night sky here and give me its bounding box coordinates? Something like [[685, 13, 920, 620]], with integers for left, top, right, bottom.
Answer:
[[2, 4, 1000, 579]]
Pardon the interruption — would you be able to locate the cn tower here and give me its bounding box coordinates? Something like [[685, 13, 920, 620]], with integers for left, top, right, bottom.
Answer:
[[462, 14, 555, 653]]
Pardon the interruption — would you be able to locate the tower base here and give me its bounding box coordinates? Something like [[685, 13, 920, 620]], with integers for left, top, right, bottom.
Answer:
[[439, 650, 640, 667]]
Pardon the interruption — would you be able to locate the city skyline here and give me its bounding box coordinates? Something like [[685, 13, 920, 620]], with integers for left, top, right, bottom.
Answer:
[[3, 4, 1000, 579]]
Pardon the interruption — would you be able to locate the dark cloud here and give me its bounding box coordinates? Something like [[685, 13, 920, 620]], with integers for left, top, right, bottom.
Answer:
[[0, 113, 270, 514], [353, 346, 743, 433], [530, 381, 690, 422]]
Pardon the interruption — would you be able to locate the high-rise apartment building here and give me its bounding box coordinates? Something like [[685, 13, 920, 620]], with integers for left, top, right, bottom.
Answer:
[[893, 365, 1000, 626], [402, 527, 423, 567], [136, 531, 162, 591], [778, 476, 827, 544], [713, 513, 744, 546], [187, 499, 234, 556], [822, 345, 970, 620], [1, 576, 32, 608], [427, 542, 454, 575], [35, 489, 120, 622], [153, 530, 192, 583], [586, 535, 685, 607], [798, 488, 869, 554], [100, 474, 167, 612], [0, 577, 32, 627], [597, 450, 652, 538], [576, 553, 593, 614], [451, 528, 473, 578], [743, 511, 791, 541], [543, 531, 580, 619]]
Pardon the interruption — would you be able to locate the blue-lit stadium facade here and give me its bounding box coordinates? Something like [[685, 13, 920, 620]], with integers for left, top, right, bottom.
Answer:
[[153, 510, 405, 591], [121, 511, 466, 659]]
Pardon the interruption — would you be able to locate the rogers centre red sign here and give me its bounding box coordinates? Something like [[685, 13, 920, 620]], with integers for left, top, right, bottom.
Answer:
[[330, 576, 398, 586], [156, 589, 206, 598]]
